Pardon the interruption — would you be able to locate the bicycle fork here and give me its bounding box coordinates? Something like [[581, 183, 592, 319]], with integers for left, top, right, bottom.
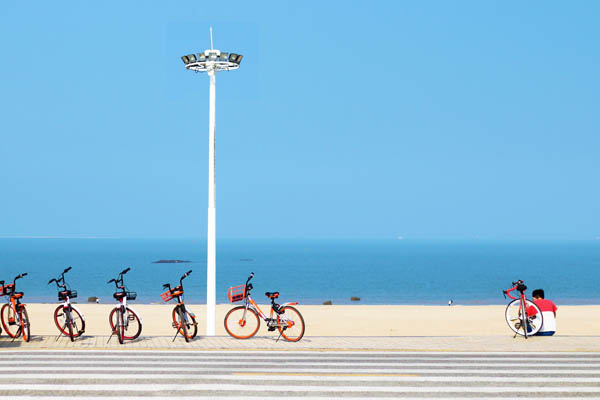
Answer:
[[7, 305, 22, 342], [172, 304, 194, 342], [55, 303, 72, 341], [107, 304, 129, 343]]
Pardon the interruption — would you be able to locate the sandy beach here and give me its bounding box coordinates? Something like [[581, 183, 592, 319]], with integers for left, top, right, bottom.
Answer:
[[18, 303, 600, 337]]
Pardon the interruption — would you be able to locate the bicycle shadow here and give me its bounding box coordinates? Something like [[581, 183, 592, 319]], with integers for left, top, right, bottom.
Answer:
[[0, 335, 44, 347]]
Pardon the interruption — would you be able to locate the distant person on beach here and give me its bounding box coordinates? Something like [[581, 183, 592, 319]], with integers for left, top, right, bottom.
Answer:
[[531, 289, 557, 336]]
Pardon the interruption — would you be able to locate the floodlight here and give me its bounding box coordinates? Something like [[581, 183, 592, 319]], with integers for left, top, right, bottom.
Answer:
[[219, 52, 229, 61], [181, 55, 190, 64], [187, 53, 197, 63], [228, 53, 243, 64], [197, 53, 207, 62]]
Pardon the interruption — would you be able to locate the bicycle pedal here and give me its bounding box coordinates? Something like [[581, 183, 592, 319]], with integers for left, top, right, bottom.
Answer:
[[267, 327, 277, 331], [8, 321, 16, 326], [172, 322, 178, 329], [127, 315, 136, 321]]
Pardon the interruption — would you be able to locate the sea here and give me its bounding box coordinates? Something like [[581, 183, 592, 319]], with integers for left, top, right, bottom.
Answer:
[[1, 238, 599, 305]]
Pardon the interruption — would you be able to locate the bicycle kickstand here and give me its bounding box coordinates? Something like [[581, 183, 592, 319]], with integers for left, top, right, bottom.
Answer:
[[172, 328, 180, 342], [55, 324, 68, 341], [107, 330, 115, 344]]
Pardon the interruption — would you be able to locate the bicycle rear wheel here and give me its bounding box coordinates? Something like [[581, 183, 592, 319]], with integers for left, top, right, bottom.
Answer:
[[277, 306, 305, 342], [505, 299, 543, 337], [224, 306, 260, 339], [122, 307, 142, 340], [1, 303, 20, 338], [20, 307, 30, 342]]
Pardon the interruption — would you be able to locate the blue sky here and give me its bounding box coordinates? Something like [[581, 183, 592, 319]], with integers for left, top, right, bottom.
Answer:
[[1, 1, 598, 239]]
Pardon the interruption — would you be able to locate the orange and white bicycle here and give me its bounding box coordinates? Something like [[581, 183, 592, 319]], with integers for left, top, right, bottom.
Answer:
[[0, 273, 30, 342], [160, 270, 198, 342], [224, 272, 305, 342]]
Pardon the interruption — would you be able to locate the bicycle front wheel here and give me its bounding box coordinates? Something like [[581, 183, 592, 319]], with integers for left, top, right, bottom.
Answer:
[[54, 306, 85, 339], [277, 306, 305, 342], [172, 306, 197, 341], [109, 307, 124, 344], [1, 303, 20, 338], [505, 299, 543, 336], [224, 306, 260, 339], [20, 307, 30, 342]]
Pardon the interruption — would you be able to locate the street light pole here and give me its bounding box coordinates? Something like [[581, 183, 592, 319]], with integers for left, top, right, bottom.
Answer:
[[181, 30, 243, 336], [206, 67, 217, 336]]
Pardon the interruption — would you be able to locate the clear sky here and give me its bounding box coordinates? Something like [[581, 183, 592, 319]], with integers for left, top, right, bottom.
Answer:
[[1, 1, 598, 240]]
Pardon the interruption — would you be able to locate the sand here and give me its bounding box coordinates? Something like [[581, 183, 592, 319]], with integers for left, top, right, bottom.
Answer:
[[17, 303, 600, 337]]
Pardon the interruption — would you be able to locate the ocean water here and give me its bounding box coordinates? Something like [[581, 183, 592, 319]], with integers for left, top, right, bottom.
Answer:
[[0, 238, 599, 305]]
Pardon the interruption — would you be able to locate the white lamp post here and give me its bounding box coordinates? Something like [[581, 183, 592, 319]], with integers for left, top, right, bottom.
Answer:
[[181, 29, 243, 336]]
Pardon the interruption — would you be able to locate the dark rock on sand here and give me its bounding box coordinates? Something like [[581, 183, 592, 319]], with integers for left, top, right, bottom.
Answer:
[[152, 260, 192, 264], [322, 300, 332, 305]]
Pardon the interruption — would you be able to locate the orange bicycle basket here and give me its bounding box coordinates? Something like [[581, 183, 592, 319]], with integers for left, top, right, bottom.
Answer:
[[160, 290, 173, 302], [227, 285, 246, 303]]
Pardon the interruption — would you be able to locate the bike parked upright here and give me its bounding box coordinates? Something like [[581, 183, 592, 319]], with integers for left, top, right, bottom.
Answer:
[[161, 270, 198, 342], [225, 272, 305, 342], [503, 279, 543, 338], [0, 273, 30, 342], [48, 266, 86, 341], [107, 267, 142, 344]]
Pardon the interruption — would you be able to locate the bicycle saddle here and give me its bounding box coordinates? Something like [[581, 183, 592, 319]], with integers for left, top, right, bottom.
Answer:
[[265, 291, 279, 299], [13, 292, 24, 298], [113, 292, 126, 299]]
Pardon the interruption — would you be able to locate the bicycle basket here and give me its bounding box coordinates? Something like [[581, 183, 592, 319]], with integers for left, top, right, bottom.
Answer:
[[126, 291, 137, 301], [58, 290, 77, 301], [160, 290, 173, 302], [227, 285, 246, 303], [2, 284, 15, 296]]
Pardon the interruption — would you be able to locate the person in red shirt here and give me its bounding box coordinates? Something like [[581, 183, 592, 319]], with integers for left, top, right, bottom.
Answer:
[[532, 289, 557, 336]]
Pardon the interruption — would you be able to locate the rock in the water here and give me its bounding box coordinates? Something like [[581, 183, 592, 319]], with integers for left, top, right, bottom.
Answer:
[[350, 296, 360, 301], [88, 296, 100, 303], [322, 300, 332, 305]]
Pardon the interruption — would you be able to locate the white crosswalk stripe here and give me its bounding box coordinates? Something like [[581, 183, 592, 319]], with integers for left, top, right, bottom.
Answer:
[[0, 350, 598, 399]]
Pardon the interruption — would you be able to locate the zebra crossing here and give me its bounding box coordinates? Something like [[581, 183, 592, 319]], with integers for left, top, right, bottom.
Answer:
[[0, 350, 598, 399]]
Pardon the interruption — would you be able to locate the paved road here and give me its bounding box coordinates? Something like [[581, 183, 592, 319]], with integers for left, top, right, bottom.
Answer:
[[0, 350, 599, 399]]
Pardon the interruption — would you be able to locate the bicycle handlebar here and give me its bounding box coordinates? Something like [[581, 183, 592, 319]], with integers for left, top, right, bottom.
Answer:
[[107, 268, 130, 290], [49, 267, 73, 289], [13, 273, 28, 286], [503, 280, 527, 301], [179, 270, 192, 286]]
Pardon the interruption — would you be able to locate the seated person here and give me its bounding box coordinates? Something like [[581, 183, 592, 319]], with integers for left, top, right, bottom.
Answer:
[[532, 289, 557, 336]]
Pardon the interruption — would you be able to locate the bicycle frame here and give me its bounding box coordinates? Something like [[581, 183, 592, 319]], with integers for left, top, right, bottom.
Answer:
[[241, 290, 299, 330]]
